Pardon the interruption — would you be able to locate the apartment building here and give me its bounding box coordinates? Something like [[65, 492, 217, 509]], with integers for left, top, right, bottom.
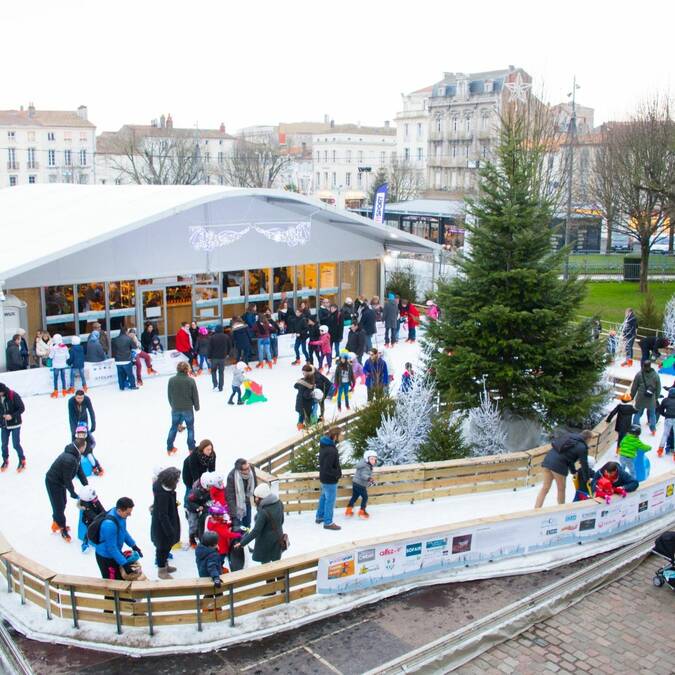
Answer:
[[395, 85, 431, 171]]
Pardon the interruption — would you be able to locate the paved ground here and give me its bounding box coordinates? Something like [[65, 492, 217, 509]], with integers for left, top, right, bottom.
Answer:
[[458, 554, 674, 675], [6, 553, 673, 674]]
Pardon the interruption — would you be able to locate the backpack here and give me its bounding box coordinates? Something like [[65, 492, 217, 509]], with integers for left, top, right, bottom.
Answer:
[[86, 513, 118, 546]]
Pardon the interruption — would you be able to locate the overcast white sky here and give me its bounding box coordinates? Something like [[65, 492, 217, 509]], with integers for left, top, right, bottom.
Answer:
[[2, 0, 672, 133]]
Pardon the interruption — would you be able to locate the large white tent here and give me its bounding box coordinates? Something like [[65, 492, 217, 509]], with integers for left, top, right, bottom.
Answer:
[[0, 184, 439, 288]]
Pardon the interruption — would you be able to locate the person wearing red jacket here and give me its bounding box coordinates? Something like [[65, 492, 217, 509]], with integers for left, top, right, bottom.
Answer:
[[175, 323, 196, 373], [400, 299, 420, 343], [206, 503, 240, 570]]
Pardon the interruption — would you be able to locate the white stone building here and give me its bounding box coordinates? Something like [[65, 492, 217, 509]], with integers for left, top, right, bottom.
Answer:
[[0, 104, 95, 188], [311, 123, 397, 208], [395, 85, 431, 171], [95, 114, 236, 185]]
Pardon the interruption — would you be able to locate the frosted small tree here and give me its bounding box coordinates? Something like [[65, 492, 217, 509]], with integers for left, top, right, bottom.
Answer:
[[663, 295, 675, 344], [465, 378, 508, 456], [367, 372, 435, 464], [613, 316, 629, 363]]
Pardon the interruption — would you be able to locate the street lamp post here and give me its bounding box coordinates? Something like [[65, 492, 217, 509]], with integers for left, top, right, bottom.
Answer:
[[563, 77, 579, 281]]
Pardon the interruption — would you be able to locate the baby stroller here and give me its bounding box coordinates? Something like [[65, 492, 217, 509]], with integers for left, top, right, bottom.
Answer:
[[651, 531, 675, 591]]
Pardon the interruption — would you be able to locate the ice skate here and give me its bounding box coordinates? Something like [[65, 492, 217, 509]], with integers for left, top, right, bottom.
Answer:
[[61, 528, 72, 543], [167, 447, 178, 456], [244, 365, 252, 372], [17, 459, 26, 473], [237, 400, 245, 405], [137, 380, 143, 386], [61, 389, 68, 397], [165, 564, 177, 573], [0, 460, 8, 472], [358, 509, 370, 519], [273, 357, 278, 364], [51, 521, 60, 533], [67, 387, 75, 394], [297, 422, 305, 431], [157, 567, 173, 579], [267, 361, 273, 369], [256, 362, 264, 369], [345, 506, 353, 517], [50, 390, 58, 399], [658, 447, 664, 457]]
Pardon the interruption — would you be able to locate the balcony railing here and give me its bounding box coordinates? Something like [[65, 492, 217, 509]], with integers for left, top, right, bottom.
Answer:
[[7, 161, 19, 170], [27, 162, 39, 170]]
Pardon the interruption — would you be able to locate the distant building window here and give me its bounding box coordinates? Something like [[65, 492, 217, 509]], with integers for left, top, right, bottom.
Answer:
[[49, 174, 58, 183], [332, 150, 336, 163], [346, 150, 351, 163], [404, 148, 410, 161], [482, 144, 488, 159], [48, 149, 56, 167], [64, 149, 72, 166], [79, 173, 88, 184], [7, 147, 17, 169], [346, 172, 351, 187], [316, 172, 320, 187], [452, 117, 458, 132], [380, 151, 385, 165], [324, 150, 328, 162], [452, 145, 457, 158], [324, 171, 328, 185], [47, 132, 55, 141], [358, 150, 363, 163], [404, 123, 409, 137], [316, 151, 320, 162], [204, 152, 210, 163], [218, 151, 224, 165], [481, 114, 489, 130], [28, 175, 36, 184], [332, 172, 336, 187], [436, 117, 442, 132], [27, 147, 36, 168], [218, 175, 225, 185], [417, 147, 423, 161], [465, 144, 470, 157], [7, 131, 16, 141], [465, 117, 471, 133], [357, 171, 362, 186], [416, 123, 422, 137], [79, 149, 87, 166], [9, 176, 17, 187]]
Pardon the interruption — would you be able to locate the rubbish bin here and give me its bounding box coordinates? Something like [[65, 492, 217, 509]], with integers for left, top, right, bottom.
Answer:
[[623, 256, 641, 281]]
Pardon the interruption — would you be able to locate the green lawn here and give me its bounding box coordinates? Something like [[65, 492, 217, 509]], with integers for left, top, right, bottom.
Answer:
[[579, 281, 675, 324], [564, 253, 675, 275]]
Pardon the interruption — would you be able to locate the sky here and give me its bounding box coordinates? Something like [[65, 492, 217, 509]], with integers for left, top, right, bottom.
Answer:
[[1, 0, 673, 134]]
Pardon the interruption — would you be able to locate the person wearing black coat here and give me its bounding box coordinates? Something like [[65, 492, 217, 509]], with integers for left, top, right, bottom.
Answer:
[[5, 336, 25, 371], [111, 328, 136, 390], [140, 323, 157, 353], [306, 319, 320, 366], [606, 395, 638, 449], [326, 305, 345, 359], [346, 324, 366, 364], [182, 440, 216, 502], [151, 468, 181, 578], [315, 428, 342, 530], [68, 392, 96, 438], [590, 461, 639, 495], [0, 383, 25, 470], [44, 439, 88, 536], [359, 304, 376, 352], [294, 371, 315, 429], [207, 326, 232, 392], [292, 312, 310, 365], [639, 335, 670, 364], [534, 430, 593, 509]]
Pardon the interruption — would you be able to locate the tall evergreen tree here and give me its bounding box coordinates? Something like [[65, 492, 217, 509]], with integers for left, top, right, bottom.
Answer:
[[426, 106, 605, 427]]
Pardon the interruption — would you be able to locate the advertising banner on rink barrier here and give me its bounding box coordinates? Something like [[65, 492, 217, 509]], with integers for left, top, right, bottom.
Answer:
[[316, 472, 675, 594]]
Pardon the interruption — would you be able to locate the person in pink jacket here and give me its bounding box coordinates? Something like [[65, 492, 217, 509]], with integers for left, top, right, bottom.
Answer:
[[426, 300, 439, 321], [310, 325, 332, 373]]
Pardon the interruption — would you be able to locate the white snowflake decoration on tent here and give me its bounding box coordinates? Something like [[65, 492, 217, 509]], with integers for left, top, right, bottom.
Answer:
[[189, 221, 311, 252], [189, 226, 250, 252], [253, 221, 311, 247], [464, 377, 508, 456]]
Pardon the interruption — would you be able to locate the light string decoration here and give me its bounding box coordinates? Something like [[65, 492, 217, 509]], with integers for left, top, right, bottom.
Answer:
[[189, 220, 312, 252]]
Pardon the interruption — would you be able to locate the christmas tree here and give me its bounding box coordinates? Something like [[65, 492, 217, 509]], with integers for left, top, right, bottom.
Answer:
[[663, 295, 675, 344], [464, 378, 508, 456], [425, 104, 605, 427]]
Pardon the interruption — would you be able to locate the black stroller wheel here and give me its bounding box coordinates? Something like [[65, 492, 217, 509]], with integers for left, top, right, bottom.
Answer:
[[653, 575, 665, 587]]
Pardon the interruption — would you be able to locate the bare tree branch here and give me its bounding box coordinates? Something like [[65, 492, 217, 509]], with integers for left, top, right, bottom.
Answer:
[[215, 137, 292, 188]]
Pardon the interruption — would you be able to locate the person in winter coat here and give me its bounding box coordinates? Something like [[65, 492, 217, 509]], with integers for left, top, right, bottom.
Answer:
[[292, 310, 310, 365], [305, 318, 321, 366], [111, 327, 137, 391], [590, 461, 639, 495], [205, 503, 241, 570], [175, 322, 196, 373], [151, 467, 181, 579], [150, 335, 164, 354], [426, 300, 439, 321], [13, 329, 26, 369], [346, 323, 366, 364], [326, 304, 345, 358], [606, 393, 638, 450], [127, 328, 155, 386], [68, 390, 96, 438], [334, 354, 355, 411], [91, 322, 110, 356], [95, 497, 140, 580], [195, 531, 223, 586], [167, 362, 200, 455], [234, 483, 286, 564], [45, 438, 88, 540], [639, 336, 670, 364], [621, 308, 638, 366], [618, 425, 651, 478], [208, 325, 232, 392], [242, 305, 258, 329], [76, 485, 105, 553], [231, 317, 253, 369], [67, 335, 87, 392], [225, 458, 257, 530], [5, 335, 24, 371], [140, 322, 156, 353], [306, 363, 332, 420], [400, 362, 414, 393], [294, 368, 315, 429], [341, 297, 355, 327], [358, 302, 377, 352], [315, 427, 342, 530], [196, 327, 210, 373], [309, 325, 332, 372], [49, 334, 70, 397], [85, 331, 106, 363], [534, 430, 593, 508], [364, 349, 389, 401], [657, 389, 675, 456], [35, 331, 50, 367], [182, 439, 216, 504], [400, 299, 420, 342], [383, 294, 399, 348], [630, 360, 661, 433], [346, 450, 377, 518], [0, 383, 26, 472], [253, 317, 274, 368], [228, 361, 246, 405]]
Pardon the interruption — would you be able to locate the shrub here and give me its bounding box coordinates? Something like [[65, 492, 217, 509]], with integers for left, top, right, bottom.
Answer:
[[637, 292, 664, 331], [287, 442, 320, 473], [347, 394, 395, 461], [417, 410, 470, 462], [385, 265, 418, 304]]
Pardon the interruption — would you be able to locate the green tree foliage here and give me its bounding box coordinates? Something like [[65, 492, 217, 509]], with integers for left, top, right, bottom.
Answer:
[[385, 265, 418, 303], [368, 167, 388, 205], [417, 410, 470, 462], [637, 292, 664, 331], [347, 394, 395, 461], [425, 106, 605, 427]]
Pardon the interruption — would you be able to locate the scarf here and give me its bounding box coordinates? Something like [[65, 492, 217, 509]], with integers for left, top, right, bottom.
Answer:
[[234, 469, 255, 519]]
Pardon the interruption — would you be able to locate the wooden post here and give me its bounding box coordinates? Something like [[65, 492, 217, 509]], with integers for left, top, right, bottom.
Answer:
[[195, 591, 202, 632], [69, 586, 79, 628], [113, 590, 122, 635], [284, 570, 290, 604], [44, 581, 52, 620], [146, 595, 154, 637], [4, 561, 11, 593], [17, 569, 25, 605], [229, 584, 235, 627]]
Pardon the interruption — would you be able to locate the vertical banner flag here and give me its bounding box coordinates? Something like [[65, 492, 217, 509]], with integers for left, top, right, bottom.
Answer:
[[372, 183, 388, 225]]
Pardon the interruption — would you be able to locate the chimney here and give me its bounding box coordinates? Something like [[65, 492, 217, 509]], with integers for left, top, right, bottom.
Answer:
[[219, 122, 225, 133], [324, 114, 330, 124], [151, 119, 158, 128], [28, 102, 35, 118], [384, 120, 390, 128], [77, 105, 88, 121], [166, 113, 173, 129], [160, 114, 166, 129]]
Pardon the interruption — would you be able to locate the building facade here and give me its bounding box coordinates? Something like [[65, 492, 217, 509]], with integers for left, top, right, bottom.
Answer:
[[425, 66, 532, 197], [0, 104, 95, 188], [311, 123, 397, 208], [395, 86, 431, 172]]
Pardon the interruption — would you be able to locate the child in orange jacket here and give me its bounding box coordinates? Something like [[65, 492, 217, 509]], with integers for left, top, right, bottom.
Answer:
[[206, 503, 241, 571]]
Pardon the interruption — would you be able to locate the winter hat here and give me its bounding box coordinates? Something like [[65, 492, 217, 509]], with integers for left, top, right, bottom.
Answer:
[[52, 334, 63, 344], [200, 472, 218, 489], [78, 485, 97, 501], [208, 502, 227, 517], [199, 327, 208, 335], [348, 352, 356, 361], [320, 325, 329, 334], [312, 388, 324, 401], [620, 392, 632, 402], [90, 331, 100, 340], [364, 450, 378, 462], [253, 483, 271, 500], [71, 335, 81, 345], [426, 300, 435, 306], [152, 465, 166, 481], [75, 423, 88, 436], [236, 361, 247, 371], [388, 293, 395, 300], [345, 297, 353, 304], [16, 328, 26, 336]]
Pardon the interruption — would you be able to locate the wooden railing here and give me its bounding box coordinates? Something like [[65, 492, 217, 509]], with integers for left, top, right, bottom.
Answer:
[[276, 418, 616, 513]]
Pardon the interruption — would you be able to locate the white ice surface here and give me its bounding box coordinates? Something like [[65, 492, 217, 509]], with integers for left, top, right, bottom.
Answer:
[[2, 334, 673, 583]]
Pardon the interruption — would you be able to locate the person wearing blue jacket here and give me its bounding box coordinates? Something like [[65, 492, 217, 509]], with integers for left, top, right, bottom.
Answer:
[[67, 336, 86, 392], [85, 331, 106, 363], [363, 349, 389, 401], [94, 497, 141, 580]]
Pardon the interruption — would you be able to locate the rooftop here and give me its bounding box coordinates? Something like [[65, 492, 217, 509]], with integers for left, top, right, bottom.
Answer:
[[313, 124, 396, 136], [0, 108, 95, 129]]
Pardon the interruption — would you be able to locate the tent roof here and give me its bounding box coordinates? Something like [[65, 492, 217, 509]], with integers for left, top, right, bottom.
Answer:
[[0, 185, 439, 286]]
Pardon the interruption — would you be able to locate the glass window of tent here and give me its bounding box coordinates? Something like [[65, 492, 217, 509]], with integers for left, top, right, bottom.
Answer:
[[319, 262, 339, 307], [108, 280, 136, 330], [296, 264, 318, 311], [273, 266, 294, 311], [44, 285, 75, 337], [247, 268, 271, 311], [222, 270, 245, 322]]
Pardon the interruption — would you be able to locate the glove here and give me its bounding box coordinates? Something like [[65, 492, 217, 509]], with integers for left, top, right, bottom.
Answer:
[[213, 577, 222, 588], [132, 546, 143, 558], [123, 562, 136, 574], [126, 551, 140, 565]]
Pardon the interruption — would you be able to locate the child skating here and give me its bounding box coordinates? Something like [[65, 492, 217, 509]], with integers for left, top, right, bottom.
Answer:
[[228, 362, 246, 405], [205, 502, 241, 572], [309, 325, 333, 373], [346, 450, 377, 519], [76, 485, 105, 552], [333, 353, 355, 412]]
